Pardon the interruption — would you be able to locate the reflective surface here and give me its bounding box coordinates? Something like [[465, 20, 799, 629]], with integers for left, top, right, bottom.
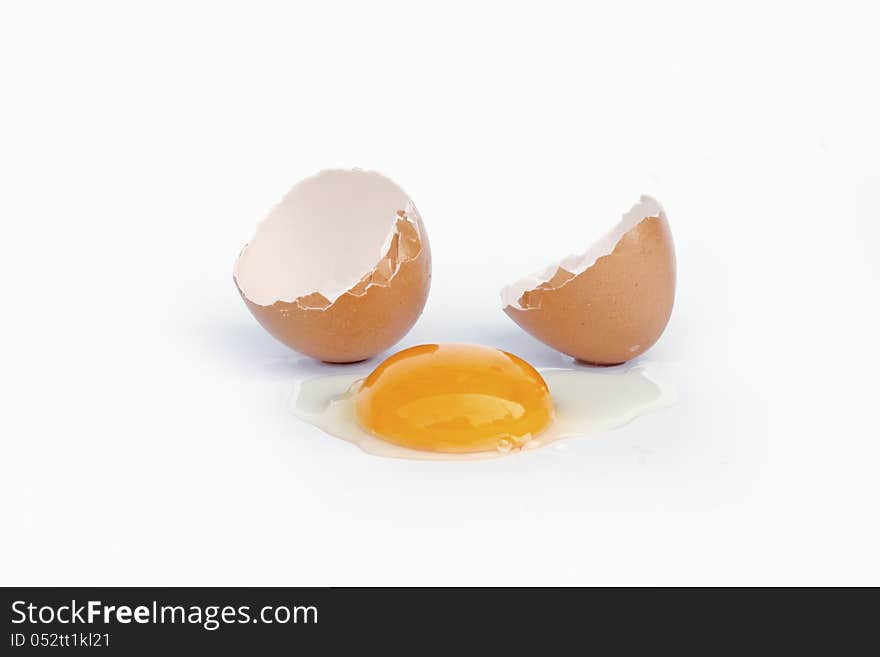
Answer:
[[355, 344, 555, 453]]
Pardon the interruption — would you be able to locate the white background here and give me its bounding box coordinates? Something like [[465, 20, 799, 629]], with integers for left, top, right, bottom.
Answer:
[[2, 1, 878, 585]]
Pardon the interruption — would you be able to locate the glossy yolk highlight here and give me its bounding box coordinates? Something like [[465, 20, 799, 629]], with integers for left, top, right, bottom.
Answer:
[[355, 344, 554, 453]]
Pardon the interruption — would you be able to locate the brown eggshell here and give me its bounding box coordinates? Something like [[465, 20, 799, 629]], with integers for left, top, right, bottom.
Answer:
[[503, 200, 675, 365], [236, 216, 431, 363], [234, 170, 431, 363]]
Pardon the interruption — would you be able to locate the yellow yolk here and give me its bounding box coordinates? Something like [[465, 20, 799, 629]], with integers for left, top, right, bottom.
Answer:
[[355, 344, 555, 453]]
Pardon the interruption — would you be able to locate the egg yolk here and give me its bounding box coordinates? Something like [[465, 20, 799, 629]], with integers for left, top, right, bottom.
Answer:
[[355, 344, 554, 453]]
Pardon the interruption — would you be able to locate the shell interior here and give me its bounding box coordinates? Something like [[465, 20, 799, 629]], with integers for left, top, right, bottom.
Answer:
[[234, 169, 422, 308], [500, 195, 665, 310]]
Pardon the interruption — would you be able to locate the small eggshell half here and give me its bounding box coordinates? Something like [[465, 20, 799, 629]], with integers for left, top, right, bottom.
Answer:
[[234, 169, 431, 363], [501, 196, 675, 365]]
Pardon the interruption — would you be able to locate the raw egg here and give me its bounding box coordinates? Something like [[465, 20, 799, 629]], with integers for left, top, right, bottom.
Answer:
[[356, 344, 554, 453], [292, 344, 675, 460]]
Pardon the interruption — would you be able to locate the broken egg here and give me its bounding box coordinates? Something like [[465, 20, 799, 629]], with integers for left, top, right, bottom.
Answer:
[[234, 169, 431, 363], [356, 343, 555, 454], [292, 343, 676, 460], [501, 196, 675, 365]]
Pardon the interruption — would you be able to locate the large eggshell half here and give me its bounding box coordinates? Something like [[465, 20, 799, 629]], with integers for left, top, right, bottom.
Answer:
[[501, 196, 675, 365], [234, 169, 431, 363]]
